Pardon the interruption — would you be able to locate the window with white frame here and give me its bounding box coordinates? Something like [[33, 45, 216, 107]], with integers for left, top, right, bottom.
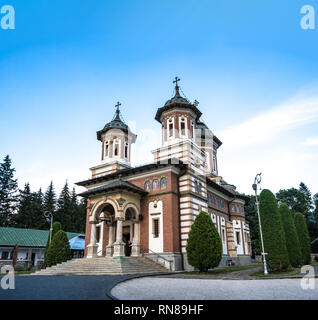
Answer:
[[114, 140, 119, 157], [190, 121, 194, 140], [105, 141, 109, 158], [168, 118, 174, 138], [152, 218, 160, 238], [235, 231, 241, 245], [180, 117, 186, 136], [212, 154, 217, 172]]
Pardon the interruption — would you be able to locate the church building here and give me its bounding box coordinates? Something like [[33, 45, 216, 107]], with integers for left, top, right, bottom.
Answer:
[[76, 78, 251, 271]]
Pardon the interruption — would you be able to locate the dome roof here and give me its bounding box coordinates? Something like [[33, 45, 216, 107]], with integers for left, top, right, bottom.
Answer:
[[155, 77, 202, 123], [164, 89, 191, 106], [97, 102, 131, 141]]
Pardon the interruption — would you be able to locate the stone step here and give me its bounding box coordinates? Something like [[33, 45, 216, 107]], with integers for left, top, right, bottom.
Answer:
[[34, 256, 169, 276]]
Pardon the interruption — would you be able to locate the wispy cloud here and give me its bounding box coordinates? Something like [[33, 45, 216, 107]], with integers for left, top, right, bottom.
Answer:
[[303, 136, 318, 146], [220, 95, 318, 148]]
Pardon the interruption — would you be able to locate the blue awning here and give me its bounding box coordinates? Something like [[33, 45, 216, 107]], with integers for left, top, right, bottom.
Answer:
[[69, 234, 85, 250]]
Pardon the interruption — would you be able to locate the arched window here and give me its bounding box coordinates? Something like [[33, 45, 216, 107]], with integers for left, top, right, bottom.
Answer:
[[153, 179, 159, 190], [124, 143, 129, 159], [105, 141, 109, 158], [160, 177, 167, 189], [144, 181, 151, 191], [114, 140, 119, 157]]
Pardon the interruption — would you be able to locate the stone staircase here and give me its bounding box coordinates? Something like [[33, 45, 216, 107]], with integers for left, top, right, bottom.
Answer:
[[34, 256, 169, 276]]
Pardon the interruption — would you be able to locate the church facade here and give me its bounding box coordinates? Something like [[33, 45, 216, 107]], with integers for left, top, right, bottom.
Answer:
[[76, 78, 251, 271]]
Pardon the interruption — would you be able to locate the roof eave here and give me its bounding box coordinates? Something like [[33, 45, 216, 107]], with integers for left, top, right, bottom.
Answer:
[[155, 103, 202, 123]]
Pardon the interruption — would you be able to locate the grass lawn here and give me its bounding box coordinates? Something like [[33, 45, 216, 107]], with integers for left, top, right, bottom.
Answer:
[[181, 264, 262, 276], [251, 267, 301, 278]]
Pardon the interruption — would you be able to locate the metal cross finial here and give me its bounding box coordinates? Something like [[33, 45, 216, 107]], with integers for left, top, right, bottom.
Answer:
[[115, 101, 121, 111], [173, 77, 180, 87]]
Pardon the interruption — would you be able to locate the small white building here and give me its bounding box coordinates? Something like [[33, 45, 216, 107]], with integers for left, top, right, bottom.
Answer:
[[0, 227, 81, 269]]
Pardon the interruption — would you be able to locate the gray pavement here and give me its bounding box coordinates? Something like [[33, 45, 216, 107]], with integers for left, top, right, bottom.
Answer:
[[0, 274, 144, 300], [111, 277, 318, 300]]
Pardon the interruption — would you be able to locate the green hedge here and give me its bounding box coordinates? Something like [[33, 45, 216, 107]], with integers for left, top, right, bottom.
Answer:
[[259, 189, 290, 271], [294, 212, 311, 265], [186, 211, 222, 272], [279, 204, 302, 267]]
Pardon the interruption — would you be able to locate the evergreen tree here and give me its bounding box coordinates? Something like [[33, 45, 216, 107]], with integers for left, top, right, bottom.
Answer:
[[314, 193, 318, 225], [259, 189, 290, 272], [243, 195, 261, 256], [32, 188, 48, 230], [44, 221, 62, 267], [55, 181, 72, 231], [0, 155, 18, 226], [13, 183, 34, 228], [43, 181, 56, 216], [279, 204, 302, 267], [45, 230, 71, 267], [76, 197, 87, 233], [14, 185, 48, 230], [294, 212, 311, 265], [276, 188, 306, 217], [70, 188, 86, 233], [299, 182, 314, 221], [186, 211, 222, 272]]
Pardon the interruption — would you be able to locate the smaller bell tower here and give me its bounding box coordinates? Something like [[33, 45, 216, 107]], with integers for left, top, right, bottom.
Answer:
[[90, 102, 137, 178]]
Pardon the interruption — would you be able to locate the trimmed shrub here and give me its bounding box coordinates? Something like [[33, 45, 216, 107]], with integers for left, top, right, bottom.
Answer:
[[44, 221, 62, 267], [186, 211, 222, 272], [259, 189, 290, 271], [279, 204, 302, 267], [45, 230, 71, 267], [294, 212, 311, 265]]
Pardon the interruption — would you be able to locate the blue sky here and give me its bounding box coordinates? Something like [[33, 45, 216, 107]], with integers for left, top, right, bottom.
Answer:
[[1, 0, 318, 195]]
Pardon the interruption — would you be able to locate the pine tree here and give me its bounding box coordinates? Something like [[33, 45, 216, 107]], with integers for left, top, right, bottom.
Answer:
[[45, 230, 71, 267], [0, 155, 18, 226], [314, 193, 318, 225], [279, 204, 302, 267], [259, 189, 290, 272], [43, 181, 56, 216], [294, 212, 311, 265], [76, 197, 87, 233], [55, 181, 72, 231], [70, 188, 86, 233], [32, 188, 48, 230], [186, 211, 222, 272], [299, 182, 314, 221], [13, 183, 34, 228]]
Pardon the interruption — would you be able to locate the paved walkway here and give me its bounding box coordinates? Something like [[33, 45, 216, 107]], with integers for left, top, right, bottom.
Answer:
[[111, 277, 318, 300], [0, 274, 148, 300], [160, 267, 262, 280]]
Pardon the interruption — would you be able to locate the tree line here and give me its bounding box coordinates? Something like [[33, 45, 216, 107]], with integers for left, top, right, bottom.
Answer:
[[0, 155, 86, 233], [244, 182, 318, 255]]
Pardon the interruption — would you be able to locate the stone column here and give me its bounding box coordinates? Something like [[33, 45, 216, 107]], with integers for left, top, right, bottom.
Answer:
[[131, 222, 140, 257], [226, 221, 237, 259], [106, 224, 114, 257], [87, 222, 98, 258], [113, 218, 125, 257]]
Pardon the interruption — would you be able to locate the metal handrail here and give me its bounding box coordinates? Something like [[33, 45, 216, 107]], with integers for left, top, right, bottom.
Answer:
[[147, 249, 173, 271]]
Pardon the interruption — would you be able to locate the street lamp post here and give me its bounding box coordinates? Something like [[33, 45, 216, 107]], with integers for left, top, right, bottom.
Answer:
[[252, 173, 268, 275], [44, 211, 53, 244]]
